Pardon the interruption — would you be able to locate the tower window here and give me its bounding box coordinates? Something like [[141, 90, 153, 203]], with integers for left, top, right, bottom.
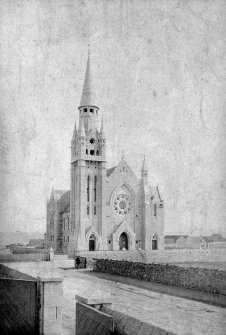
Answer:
[[87, 175, 90, 202], [90, 138, 95, 144], [94, 205, 96, 215], [84, 108, 87, 113], [68, 236, 69, 242], [90, 150, 95, 155], [90, 108, 94, 114], [154, 203, 157, 217], [86, 149, 88, 154], [87, 205, 89, 215], [96, 150, 99, 156], [94, 176, 97, 202]]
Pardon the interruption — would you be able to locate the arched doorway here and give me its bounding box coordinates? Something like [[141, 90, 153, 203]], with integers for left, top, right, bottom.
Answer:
[[119, 232, 128, 250], [152, 235, 158, 250], [89, 234, 96, 251]]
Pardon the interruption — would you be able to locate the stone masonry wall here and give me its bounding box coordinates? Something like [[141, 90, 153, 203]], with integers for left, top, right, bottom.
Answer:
[[77, 248, 226, 267], [94, 259, 226, 295]]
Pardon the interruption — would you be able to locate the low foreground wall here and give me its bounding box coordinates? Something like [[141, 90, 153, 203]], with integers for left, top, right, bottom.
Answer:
[[0, 252, 49, 263], [0, 263, 63, 335], [94, 259, 226, 295], [76, 248, 226, 267]]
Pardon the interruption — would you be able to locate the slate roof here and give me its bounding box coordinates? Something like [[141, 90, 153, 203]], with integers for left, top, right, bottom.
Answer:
[[106, 166, 117, 177], [60, 191, 70, 213], [28, 239, 44, 247]]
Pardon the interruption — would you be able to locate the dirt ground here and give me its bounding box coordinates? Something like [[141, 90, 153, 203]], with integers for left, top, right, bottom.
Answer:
[[62, 268, 226, 335]]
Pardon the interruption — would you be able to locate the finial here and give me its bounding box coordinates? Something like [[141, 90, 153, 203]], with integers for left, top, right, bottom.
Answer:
[[142, 154, 148, 171]]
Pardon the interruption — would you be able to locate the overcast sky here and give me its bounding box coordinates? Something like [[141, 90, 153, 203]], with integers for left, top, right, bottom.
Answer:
[[0, 0, 226, 235]]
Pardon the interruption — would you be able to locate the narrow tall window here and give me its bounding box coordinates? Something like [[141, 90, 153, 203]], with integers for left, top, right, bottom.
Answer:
[[94, 176, 97, 202], [154, 203, 157, 217], [94, 205, 96, 215], [87, 175, 90, 202]]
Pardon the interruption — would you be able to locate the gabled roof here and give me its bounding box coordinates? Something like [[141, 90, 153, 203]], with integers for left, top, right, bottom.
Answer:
[[210, 234, 225, 241], [150, 186, 162, 202], [54, 189, 68, 196], [28, 239, 44, 247], [164, 235, 182, 240], [60, 191, 70, 213], [106, 166, 117, 177]]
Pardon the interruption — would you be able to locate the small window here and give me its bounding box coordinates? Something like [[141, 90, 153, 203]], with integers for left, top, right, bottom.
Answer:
[[96, 150, 99, 156], [84, 108, 87, 113], [90, 108, 94, 114], [90, 150, 95, 155], [87, 205, 89, 215], [154, 203, 157, 217], [90, 138, 95, 144], [68, 236, 69, 242], [86, 149, 88, 154], [94, 205, 96, 215]]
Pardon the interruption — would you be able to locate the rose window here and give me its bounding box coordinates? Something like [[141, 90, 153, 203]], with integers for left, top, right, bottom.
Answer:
[[114, 194, 132, 215]]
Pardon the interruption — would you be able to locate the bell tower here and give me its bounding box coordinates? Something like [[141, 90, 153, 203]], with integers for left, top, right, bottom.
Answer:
[[69, 49, 107, 253]]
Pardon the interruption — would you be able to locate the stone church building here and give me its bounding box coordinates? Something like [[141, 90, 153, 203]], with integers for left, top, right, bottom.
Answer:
[[46, 52, 164, 254]]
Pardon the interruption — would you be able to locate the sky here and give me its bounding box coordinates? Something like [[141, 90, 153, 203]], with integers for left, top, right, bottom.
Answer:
[[0, 0, 226, 235]]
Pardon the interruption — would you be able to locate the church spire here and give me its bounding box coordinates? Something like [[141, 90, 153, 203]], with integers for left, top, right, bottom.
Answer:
[[141, 155, 148, 183], [141, 155, 148, 172], [79, 46, 98, 109]]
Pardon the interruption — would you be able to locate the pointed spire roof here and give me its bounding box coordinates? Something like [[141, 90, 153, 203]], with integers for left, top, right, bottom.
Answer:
[[99, 117, 106, 139], [50, 187, 54, 201], [72, 121, 77, 141], [141, 155, 148, 171], [78, 118, 86, 137], [79, 46, 99, 109]]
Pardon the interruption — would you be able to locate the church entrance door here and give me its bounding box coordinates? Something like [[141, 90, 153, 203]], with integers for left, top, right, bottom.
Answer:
[[89, 234, 96, 251], [119, 232, 128, 250], [152, 235, 158, 250]]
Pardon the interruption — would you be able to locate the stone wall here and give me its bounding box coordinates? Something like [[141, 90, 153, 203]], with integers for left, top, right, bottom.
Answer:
[[0, 252, 49, 262], [101, 305, 175, 335], [76, 248, 226, 267], [94, 259, 226, 295], [0, 263, 36, 280]]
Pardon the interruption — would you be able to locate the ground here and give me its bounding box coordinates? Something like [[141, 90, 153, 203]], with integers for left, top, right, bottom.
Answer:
[[61, 268, 226, 335], [6, 262, 226, 335]]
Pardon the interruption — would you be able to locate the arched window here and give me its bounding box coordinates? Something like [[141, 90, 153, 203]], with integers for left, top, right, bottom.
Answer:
[[152, 235, 158, 250], [96, 150, 99, 156], [87, 176, 90, 202], [154, 203, 157, 217], [67, 217, 70, 230], [94, 176, 97, 202]]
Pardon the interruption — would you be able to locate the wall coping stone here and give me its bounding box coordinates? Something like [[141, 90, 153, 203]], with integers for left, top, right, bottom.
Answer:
[[75, 294, 113, 306], [37, 276, 63, 282]]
